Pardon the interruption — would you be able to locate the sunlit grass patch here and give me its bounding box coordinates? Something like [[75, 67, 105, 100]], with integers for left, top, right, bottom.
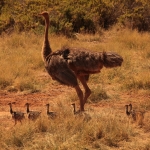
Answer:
[[0, 33, 43, 92], [113, 29, 150, 50], [74, 33, 103, 42], [0, 78, 12, 90], [89, 85, 109, 103], [14, 78, 38, 93], [123, 73, 150, 91]]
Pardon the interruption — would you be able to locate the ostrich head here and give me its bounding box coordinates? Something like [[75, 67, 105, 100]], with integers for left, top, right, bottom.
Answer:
[[38, 11, 49, 19], [71, 103, 75, 107], [46, 104, 50, 107], [8, 103, 12, 106], [8, 102, 15, 105], [25, 103, 30, 106]]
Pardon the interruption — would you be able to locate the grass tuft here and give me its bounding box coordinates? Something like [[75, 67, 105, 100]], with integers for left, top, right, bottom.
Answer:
[[89, 85, 109, 103]]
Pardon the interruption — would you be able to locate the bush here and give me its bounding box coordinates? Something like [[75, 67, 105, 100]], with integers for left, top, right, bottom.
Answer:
[[118, 0, 150, 31], [1, 0, 150, 35]]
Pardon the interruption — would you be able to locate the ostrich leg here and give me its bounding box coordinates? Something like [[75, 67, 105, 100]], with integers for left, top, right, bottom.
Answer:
[[78, 76, 91, 105], [74, 85, 84, 111]]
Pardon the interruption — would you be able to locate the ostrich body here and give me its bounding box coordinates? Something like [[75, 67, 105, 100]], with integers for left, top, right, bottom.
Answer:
[[25, 103, 41, 121], [45, 104, 57, 119], [39, 11, 123, 111], [8, 103, 25, 125]]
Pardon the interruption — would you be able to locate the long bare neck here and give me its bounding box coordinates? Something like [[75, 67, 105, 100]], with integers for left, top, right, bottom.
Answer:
[[26, 104, 30, 113], [42, 15, 52, 62], [9, 104, 13, 114], [125, 106, 129, 114], [47, 105, 49, 113], [73, 104, 76, 114], [129, 105, 132, 112], [45, 15, 49, 41]]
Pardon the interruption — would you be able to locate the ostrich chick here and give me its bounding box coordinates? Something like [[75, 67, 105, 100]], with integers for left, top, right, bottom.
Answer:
[[25, 103, 41, 121], [45, 103, 57, 119], [129, 103, 145, 126], [8, 102, 25, 125]]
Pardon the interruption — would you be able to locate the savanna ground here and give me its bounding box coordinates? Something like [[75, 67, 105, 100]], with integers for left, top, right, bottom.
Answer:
[[0, 27, 150, 150]]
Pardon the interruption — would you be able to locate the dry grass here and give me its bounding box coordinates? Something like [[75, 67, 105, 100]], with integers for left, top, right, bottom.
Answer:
[[0, 101, 136, 150], [0, 29, 150, 93], [1, 99, 149, 150], [0, 28, 150, 149]]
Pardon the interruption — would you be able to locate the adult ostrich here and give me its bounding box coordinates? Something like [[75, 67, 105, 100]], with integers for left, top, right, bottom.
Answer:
[[38, 11, 123, 111]]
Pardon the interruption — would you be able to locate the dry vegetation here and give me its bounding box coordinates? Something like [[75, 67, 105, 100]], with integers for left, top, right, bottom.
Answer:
[[0, 27, 150, 150]]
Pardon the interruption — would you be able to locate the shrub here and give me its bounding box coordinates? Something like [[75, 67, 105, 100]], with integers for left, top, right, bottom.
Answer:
[[1, 0, 150, 35]]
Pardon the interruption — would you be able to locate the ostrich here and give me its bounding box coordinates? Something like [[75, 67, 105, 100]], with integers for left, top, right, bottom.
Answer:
[[45, 103, 57, 119], [129, 103, 145, 126], [128, 103, 136, 121], [71, 103, 92, 121], [25, 103, 41, 121], [38, 11, 123, 111], [8, 102, 25, 125]]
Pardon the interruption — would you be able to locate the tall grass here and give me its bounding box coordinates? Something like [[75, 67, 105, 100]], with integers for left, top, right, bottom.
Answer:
[[0, 28, 150, 93], [0, 33, 42, 92]]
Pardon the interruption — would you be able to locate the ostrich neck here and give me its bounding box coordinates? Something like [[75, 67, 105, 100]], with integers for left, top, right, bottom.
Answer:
[[125, 106, 129, 113], [45, 16, 49, 41], [42, 16, 52, 62], [47, 105, 49, 113], [130, 105, 132, 111], [73, 105, 76, 114], [26, 105, 30, 113], [9, 105, 13, 114]]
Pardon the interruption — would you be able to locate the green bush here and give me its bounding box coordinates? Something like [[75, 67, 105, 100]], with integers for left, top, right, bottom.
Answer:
[[1, 0, 150, 35], [118, 0, 150, 31]]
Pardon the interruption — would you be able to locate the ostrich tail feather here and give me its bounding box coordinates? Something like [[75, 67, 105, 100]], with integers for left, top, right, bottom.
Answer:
[[102, 51, 123, 68]]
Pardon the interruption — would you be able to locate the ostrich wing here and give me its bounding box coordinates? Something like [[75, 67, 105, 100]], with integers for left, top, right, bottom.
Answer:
[[45, 54, 78, 87], [61, 48, 104, 75], [61, 48, 123, 74]]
